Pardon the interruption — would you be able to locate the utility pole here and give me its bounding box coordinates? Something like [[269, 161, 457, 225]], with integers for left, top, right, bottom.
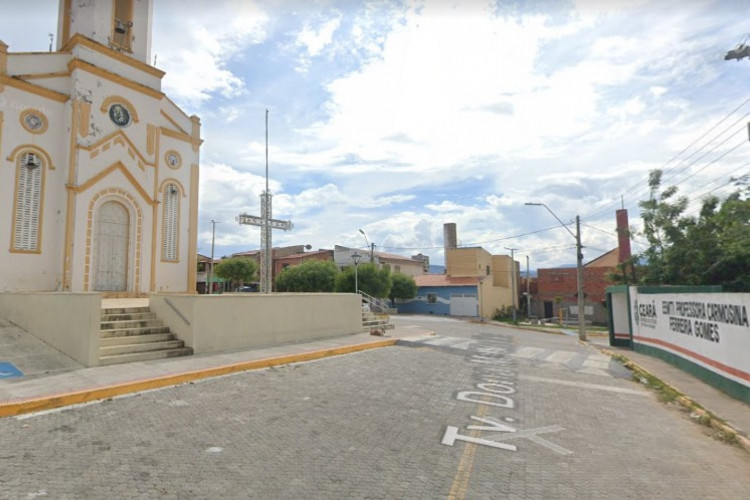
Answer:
[[575, 216, 586, 341], [504, 247, 517, 322], [525, 202, 587, 341], [208, 220, 219, 294], [526, 255, 531, 320]]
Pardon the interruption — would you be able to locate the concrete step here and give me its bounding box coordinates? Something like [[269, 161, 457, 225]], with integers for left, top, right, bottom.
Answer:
[[100, 326, 172, 338], [101, 306, 151, 315], [101, 312, 157, 322], [362, 323, 395, 333], [100, 332, 176, 346], [101, 318, 165, 330], [99, 347, 194, 366], [99, 339, 188, 356]]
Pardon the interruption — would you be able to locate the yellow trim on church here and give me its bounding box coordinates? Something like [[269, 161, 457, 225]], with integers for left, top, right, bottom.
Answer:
[[67, 59, 163, 99], [0, 75, 69, 102], [60, 34, 165, 79]]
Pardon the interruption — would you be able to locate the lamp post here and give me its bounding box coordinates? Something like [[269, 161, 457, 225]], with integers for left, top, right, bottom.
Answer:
[[525, 203, 586, 341], [359, 229, 374, 264], [352, 252, 361, 293], [207, 220, 220, 294]]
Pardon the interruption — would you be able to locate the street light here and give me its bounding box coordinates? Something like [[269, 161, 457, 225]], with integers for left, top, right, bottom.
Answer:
[[525, 202, 586, 341], [359, 229, 374, 264], [352, 252, 361, 293]]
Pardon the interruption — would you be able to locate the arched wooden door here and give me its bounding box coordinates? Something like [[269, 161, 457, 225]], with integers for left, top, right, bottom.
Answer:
[[93, 201, 130, 291]]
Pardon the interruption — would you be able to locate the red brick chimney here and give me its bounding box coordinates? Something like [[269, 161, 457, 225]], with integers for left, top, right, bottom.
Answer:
[[616, 209, 631, 263]]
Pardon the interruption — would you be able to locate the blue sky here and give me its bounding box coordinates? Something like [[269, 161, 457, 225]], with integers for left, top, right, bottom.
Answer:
[[3, 0, 750, 268]]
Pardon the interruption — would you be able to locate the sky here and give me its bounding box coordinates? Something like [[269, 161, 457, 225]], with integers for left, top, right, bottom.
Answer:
[[2, 0, 750, 269]]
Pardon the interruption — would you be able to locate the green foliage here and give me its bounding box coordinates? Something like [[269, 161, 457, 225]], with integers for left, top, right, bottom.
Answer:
[[637, 169, 750, 291], [213, 257, 257, 290], [492, 305, 516, 322], [274, 259, 338, 292], [334, 263, 392, 298], [389, 272, 418, 303]]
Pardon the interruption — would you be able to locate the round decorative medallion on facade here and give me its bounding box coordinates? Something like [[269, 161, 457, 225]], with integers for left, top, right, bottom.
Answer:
[[109, 103, 131, 127], [165, 150, 182, 169], [20, 109, 48, 134]]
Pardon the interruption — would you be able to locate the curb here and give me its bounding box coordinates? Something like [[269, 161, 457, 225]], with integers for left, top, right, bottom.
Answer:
[[0, 338, 397, 418], [593, 345, 750, 455]]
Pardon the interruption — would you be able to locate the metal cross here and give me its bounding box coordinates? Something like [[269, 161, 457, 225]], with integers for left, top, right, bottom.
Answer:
[[237, 191, 292, 293]]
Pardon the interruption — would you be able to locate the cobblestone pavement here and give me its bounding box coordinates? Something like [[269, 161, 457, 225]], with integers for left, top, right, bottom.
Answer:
[[1, 317, 749, 499]]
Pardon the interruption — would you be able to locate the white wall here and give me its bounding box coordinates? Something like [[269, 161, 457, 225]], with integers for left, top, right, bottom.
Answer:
[[149, 293, 362, 354], [627, 287, 750, 399], [0, 292, 100, 366]]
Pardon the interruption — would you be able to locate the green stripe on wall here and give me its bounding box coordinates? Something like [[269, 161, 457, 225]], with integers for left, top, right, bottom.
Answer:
[[633, 342, 750, 405]]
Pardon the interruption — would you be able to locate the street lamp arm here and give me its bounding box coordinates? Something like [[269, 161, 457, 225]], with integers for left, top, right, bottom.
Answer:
[[524, 203, 576, 239]]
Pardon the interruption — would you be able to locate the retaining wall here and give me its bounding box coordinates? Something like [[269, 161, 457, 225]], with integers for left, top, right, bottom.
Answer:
[[149, 293, 362, 354]]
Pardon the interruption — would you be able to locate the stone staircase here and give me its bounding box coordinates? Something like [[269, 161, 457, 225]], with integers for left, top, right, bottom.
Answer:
[[99, 306, 192, 366], [362, 310, 394, 335], [359, 291, 395, 335]]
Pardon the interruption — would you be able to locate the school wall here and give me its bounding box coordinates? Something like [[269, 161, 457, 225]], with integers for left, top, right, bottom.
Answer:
[[623, 286, 750, 404]]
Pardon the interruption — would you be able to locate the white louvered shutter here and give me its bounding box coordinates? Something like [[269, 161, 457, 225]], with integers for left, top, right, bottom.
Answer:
[[13, 153, 42, 251], [162, 185, 178, 261]]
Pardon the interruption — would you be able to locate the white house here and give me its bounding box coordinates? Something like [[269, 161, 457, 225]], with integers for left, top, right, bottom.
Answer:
[[0, 0, 201, 294]]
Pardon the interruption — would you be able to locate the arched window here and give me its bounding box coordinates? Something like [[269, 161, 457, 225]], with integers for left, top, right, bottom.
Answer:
[[12, 151, 43, 252], [161, 183, 179, 261]]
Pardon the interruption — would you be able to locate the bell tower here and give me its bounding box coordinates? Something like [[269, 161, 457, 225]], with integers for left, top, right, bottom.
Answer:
[[56, 0, 154, 64]]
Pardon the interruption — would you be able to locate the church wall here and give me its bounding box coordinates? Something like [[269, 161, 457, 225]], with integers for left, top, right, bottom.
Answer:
[[2, 0, 199, 295], [71, 44, 162, 91], [7, 53, 70, 75], [0, 84, 69, 291]]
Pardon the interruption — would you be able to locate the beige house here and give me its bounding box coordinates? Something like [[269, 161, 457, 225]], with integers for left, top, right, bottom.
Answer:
[[0, 0, 201, 294], [445, 246, 519, 318]]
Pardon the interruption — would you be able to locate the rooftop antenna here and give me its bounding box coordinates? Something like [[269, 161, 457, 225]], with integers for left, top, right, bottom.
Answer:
[[153, 54, 157, 66], [48, 33, 53, 52]]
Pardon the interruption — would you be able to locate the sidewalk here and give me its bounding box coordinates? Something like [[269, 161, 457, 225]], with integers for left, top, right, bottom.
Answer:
[[587, 335, 750, 451], [0, 320, 434, 418]]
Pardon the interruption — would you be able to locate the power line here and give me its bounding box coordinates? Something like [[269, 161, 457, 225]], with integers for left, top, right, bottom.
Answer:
[[581, 95, 750, 222]]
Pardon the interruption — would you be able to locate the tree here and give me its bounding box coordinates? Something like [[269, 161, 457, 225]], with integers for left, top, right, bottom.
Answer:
[[275, 259, 338, 292], [213, 257, 257, 291], [389, 272, 417, 304], [638, 169, 688, 285], [333, 263, 392, 298], [636, 169, 750, 291]]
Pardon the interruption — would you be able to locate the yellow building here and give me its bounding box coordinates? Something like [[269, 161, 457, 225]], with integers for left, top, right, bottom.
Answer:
[[445, 246, 519, 318]]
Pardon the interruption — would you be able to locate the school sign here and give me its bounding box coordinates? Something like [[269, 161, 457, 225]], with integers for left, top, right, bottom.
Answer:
[[607, 285, 750, 404]]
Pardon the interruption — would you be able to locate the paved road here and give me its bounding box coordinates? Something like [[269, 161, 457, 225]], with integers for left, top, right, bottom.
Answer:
[[1, 317, 749, 499]]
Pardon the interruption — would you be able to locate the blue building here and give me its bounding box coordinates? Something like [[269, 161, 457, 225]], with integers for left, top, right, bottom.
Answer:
[[396, 275, 481, 317]]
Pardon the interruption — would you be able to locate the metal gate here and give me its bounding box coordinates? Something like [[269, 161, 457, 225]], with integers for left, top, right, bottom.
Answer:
[[450, 294, 478, 316], [93, 201, 129, 291]]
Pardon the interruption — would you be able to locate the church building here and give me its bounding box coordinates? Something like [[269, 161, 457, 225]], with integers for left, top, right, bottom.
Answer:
[[0, 0, 201, 294]]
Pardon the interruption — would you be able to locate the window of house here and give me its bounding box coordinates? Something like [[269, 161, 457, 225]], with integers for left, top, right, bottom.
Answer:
[[486, 265, 491, 276], [427, 293, 437, 304], [395, 265, 401, 272], [161, 184, 179, 261], [12, 152, 43, 252]]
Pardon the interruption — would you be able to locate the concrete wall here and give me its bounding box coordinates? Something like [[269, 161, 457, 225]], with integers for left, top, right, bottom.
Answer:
[[149, 293, 362, 354], [614, 286, 750, 404], [0, 292, 100, 366]]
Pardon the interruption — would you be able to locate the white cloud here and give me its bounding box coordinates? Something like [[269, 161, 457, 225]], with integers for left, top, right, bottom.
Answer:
[[154, 0, 269, 108], [295, 13, 343, 71]]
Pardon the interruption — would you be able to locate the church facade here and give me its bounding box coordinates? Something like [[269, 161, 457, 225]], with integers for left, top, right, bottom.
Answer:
[[0, 0, 201, 294]]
